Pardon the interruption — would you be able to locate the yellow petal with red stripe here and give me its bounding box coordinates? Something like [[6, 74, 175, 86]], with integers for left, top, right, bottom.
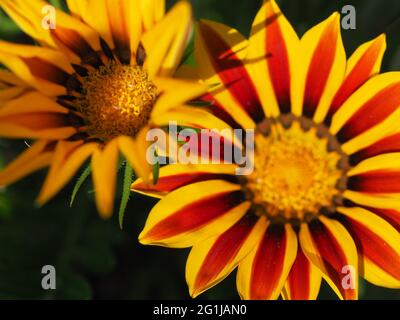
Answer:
[[248, 0, 301, 117], [300, 13, 346, 123], [324, 34, 386, 125], [139, 180, 249, 248], [236, 223, 297, 300], [338, 207, 400, 288], [299, 217, 358, 300], [282, 241, 322, 300], [187, 215, 268, 298], [132, 163, 237, 198], [195, 19, 258, 128], [331, 72, 400, 154]]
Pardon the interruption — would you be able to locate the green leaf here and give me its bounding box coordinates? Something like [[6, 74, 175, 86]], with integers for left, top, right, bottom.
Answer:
[[118, 162, 133, 229], [70, 164, 91, 207], [188, 100, 213, 107], [152, 149, 160, 186], [49, 0, 69, 11]]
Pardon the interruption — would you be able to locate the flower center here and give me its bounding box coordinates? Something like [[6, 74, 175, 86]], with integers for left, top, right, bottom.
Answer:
[[245, 117, 347, 222], [76, 62, 158, 141]]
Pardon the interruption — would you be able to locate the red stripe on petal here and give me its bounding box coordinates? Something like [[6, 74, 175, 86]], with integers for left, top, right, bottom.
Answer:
[[266, 10, 291, 113], [364, 207, 400, 232], [309, 219, 356, 300], [337, 82, 400, 143], [351, 132, 400, 164], [145, 190, 245, 241], [134, 172, 235, 194], [194, 214, 258, 292], [340, 216, 400, 280], [22, 57, 70, 86], [199, 23, 264, 122], [287, 248, 311, 300], [325, 40, 383, 125], [249, 224, 287, 299], [303, 21, 338, 118], [348, 170, 400, 193]]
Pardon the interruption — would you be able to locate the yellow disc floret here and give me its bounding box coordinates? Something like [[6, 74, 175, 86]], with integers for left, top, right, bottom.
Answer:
[[247, 121, 343, 220], [77, 62, 158, 141]]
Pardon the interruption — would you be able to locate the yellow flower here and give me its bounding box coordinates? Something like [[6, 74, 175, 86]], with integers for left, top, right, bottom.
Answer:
[[0, 0, 208, 218], [133, 0, 400, 299]]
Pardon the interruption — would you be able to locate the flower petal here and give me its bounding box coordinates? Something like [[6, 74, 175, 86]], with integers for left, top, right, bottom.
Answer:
[[152, 77, 208, 117], [347, 154, 400, 197], [362, 207, 400, 232], [139, 180, 249, 248], [0, 140, 54, 186], [337, 207, 400, 288], [300, 13, 346, 122], [299, 217, 358, 300], [0, 91, 69, 117], [118, 132, 152, 184], [282, 242, 322, 300], [67, 0, 115, 48], [195, 19, 261, 127], [142, 0, 192, 77], [0, 0, 56, 46], [186, 214, 268, 298], [351, 130, 400, 164], [237, 223, 297, 300], [141, 0, 165, 32], [91, 139, 119, 218], [37, 141, 98, 205], [331, 72, 400, 154], [132, 163, 237, 198], [325, 34, 386, 125], [0, 41, 73, 96], [248, 0, 301, 116]]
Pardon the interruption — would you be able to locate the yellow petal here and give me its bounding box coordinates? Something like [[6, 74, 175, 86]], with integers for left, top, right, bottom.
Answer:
[[247, 0, 301, 117], [186, 215, 268, 298], [142, 0, 192, 77], [139, 180, 249, 248], [300, 12, 346, 123], [131, 163, 237, 198], [91, 139, 119, 218], [236, 223, 297, 300], [37, 141, 98, 205], [338, 207, 400, 288], [299, 217, 358, 300], [0, 140, 53, 186]]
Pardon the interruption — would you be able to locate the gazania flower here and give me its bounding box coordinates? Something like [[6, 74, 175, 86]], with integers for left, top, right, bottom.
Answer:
[[0, 0, 208, 217], [132, 0, 400, 299]]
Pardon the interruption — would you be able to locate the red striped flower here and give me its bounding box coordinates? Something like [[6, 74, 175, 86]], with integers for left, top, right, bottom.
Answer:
[[132, 0, 400, 299]]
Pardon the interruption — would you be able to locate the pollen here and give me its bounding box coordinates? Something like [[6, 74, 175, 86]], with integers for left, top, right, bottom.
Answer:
[[246, 121, 344, 221], [76, 62, 158, 141]]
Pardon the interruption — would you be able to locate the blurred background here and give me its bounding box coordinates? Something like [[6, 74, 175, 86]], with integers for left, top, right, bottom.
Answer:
[[0, 0, 399, 299]]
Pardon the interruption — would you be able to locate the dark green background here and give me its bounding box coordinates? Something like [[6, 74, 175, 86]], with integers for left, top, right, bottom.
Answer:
[[0, 0, 399, 299]]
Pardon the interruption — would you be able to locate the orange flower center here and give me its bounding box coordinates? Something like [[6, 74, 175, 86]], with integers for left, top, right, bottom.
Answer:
[[246, 118, 347, 222], [77, 62, 158, 141]]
